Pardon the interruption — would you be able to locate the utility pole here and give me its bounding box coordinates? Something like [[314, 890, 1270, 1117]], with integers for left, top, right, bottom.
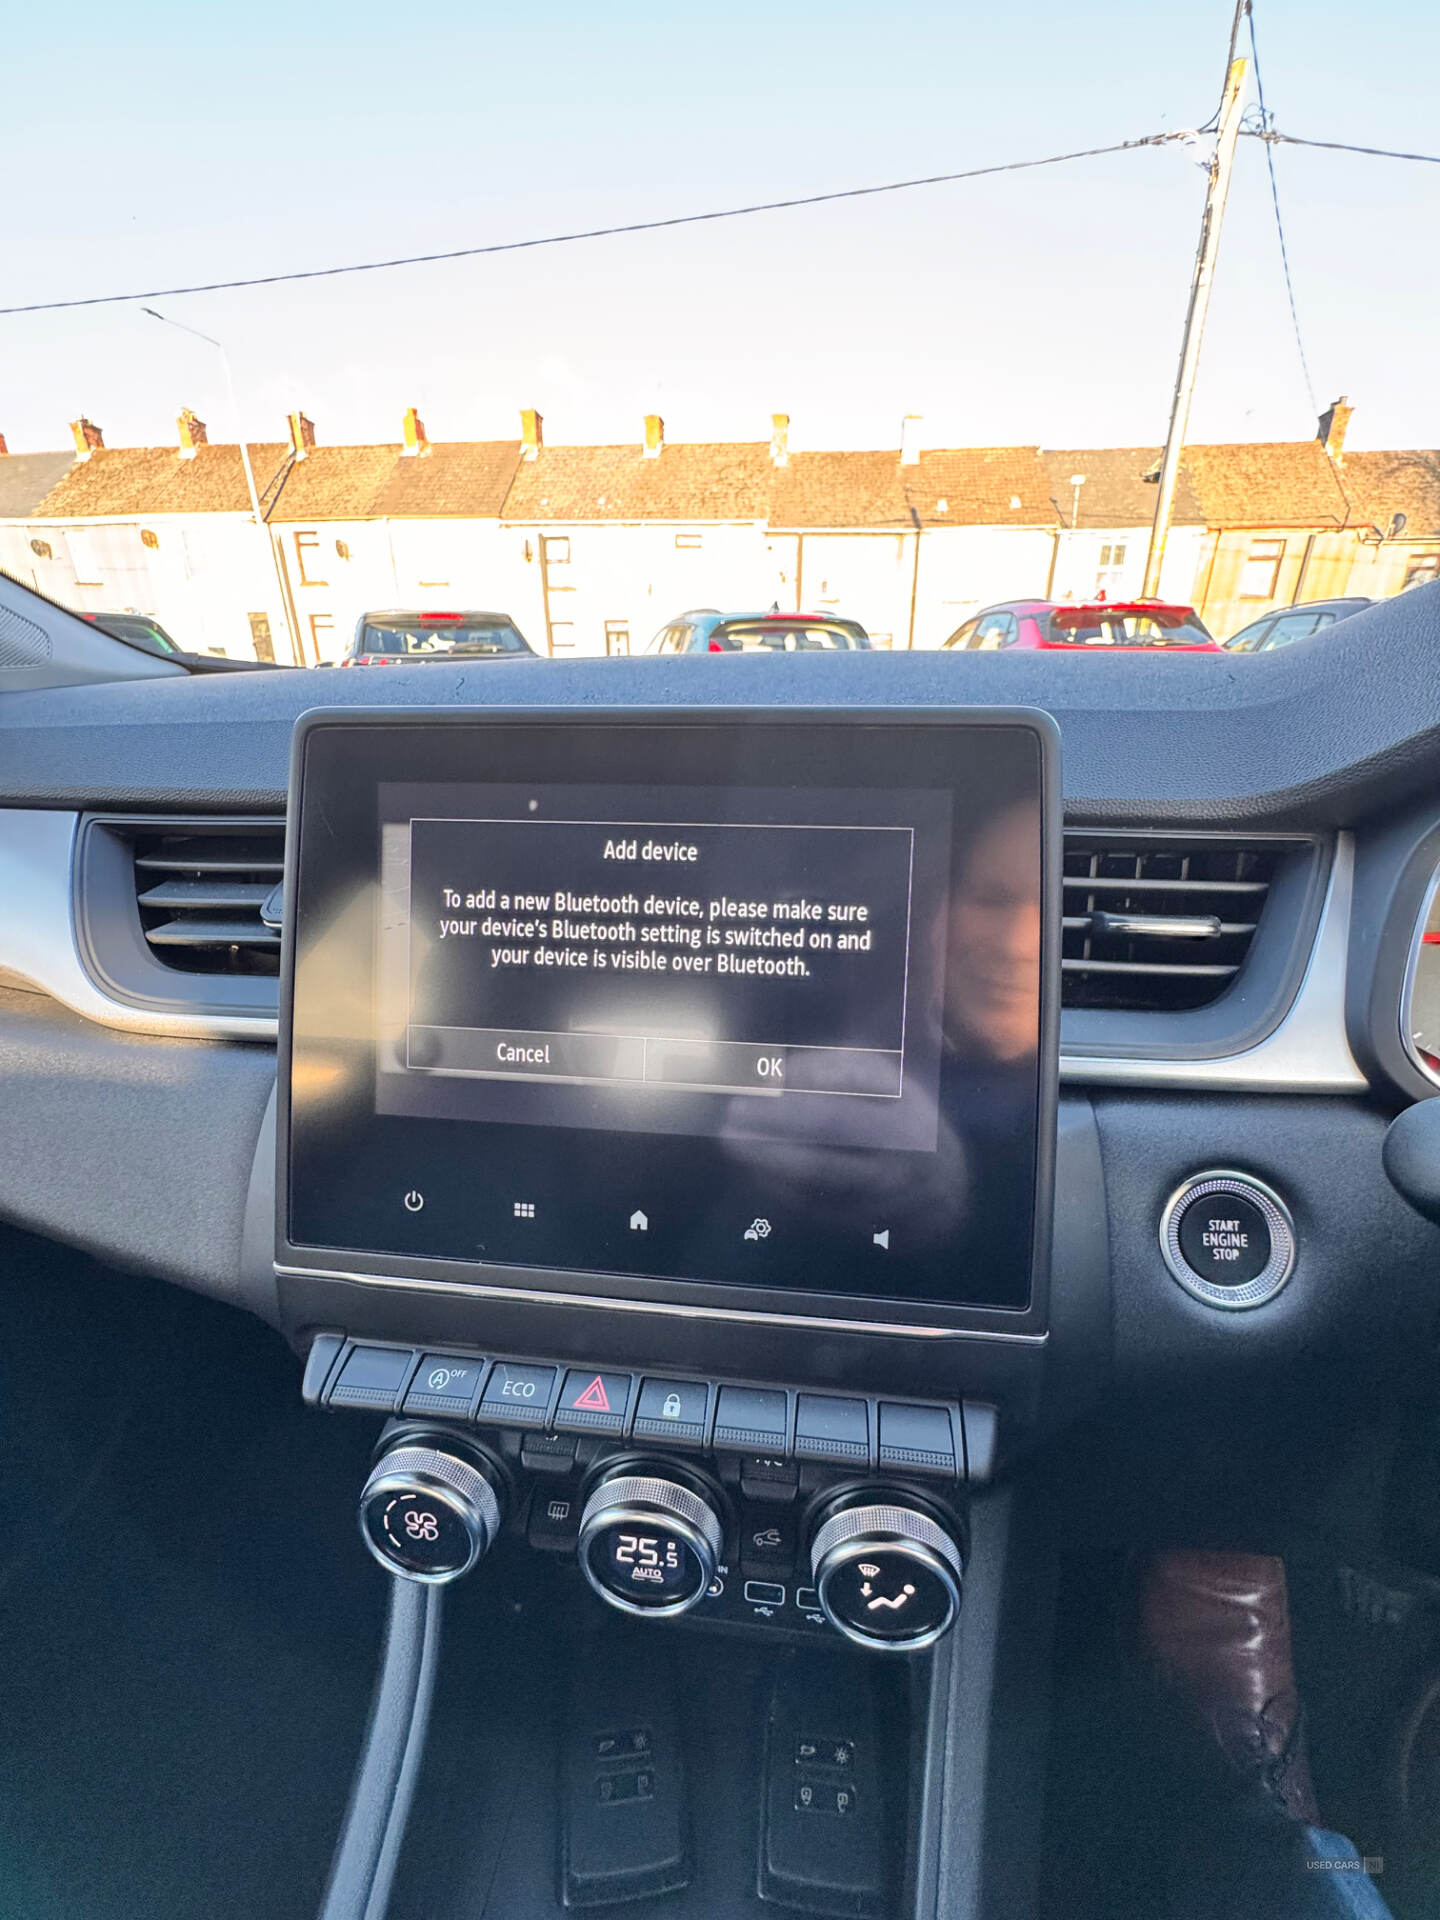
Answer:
[[142, 308, 303, 665], [1141, 54, 1249, 599]]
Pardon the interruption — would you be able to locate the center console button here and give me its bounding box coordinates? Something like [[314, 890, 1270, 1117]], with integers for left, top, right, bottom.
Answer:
[[402, 1353, 487, 1418], [331, 1344, 414, 1409], [478, 1361, 557, 1427], [741, 1455, 800, 1503], [634, 1378, 709, 1444], [521, 1431, 579, 1475], [714, 1387, 789, 1452], [554, 1369, 632, 1435], [877, 1403, 957, 1477], [527, 1487, 582, 1553], [740, 1504, 798, 1570], [795, 1395, 870, 1465]]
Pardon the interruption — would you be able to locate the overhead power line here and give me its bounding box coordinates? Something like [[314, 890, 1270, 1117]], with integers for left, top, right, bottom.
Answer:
[[1245, 6, 1316, 414], [2, 123, 1434, 321], [1243, 130, 1440, 165], [0, 136, 1176, 317]]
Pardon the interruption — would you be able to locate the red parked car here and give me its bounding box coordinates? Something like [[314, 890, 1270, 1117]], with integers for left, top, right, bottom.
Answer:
[[942, 600, 1222, 652]]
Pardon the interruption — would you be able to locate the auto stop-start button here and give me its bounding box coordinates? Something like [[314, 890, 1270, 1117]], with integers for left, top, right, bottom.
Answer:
[[1160, 1171, 1296, 1311], [1177, 1190, 1271, 1285]]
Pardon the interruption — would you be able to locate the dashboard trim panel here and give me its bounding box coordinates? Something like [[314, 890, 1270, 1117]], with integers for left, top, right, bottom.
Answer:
[[273, 1260, 1051, 1344]]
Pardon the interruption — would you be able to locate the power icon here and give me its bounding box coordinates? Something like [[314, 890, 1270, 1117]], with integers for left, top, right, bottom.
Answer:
[[403, 1190, 424, 1213]]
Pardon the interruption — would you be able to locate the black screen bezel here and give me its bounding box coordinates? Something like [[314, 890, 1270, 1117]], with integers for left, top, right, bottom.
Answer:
[[276, 705, 1062, 1339]]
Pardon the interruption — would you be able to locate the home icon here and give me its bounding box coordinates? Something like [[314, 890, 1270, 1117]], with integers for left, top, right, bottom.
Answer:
[[630, 1210, 649, 1232]]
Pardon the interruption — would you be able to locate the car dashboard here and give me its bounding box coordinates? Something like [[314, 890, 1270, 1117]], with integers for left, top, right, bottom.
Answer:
[[3, 588, 1440, 1920]]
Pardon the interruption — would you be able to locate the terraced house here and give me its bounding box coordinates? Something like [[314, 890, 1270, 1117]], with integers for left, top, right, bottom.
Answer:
[[1, 400, 1436, 660]]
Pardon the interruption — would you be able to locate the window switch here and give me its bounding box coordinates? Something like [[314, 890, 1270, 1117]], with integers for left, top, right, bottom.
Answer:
[[794, 1777, 859, 1816], [562, 1644, 689, 1906], [760, 1656, 885, 1915]]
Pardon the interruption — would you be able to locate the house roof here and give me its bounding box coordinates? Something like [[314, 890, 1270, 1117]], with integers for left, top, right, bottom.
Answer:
[[916, 449, 1055, 526], [260, 446, 406, 522], [0, 451, 75, 518], [1039, 448, 1204, 528], [1183, 441, 1354, 529], [20, 429, 1437, 539], [369, 442, 523, 518], [768, 448, 1055, 529], [1337, 450, 1440, 540], [30, 440, 523, 522], [502, 443, 774, 522], [33, 444, 285, 518]]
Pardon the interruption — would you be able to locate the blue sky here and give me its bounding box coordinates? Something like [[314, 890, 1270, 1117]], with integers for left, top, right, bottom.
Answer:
[[2, 0, 1436, 456]]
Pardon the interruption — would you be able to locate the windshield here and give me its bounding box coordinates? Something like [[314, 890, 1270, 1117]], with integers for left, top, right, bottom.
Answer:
[[357, 619, 530, 657], [0, 6, 1435, 668], [1043, 611, 1215, 647], [713, 622, 870, 652]]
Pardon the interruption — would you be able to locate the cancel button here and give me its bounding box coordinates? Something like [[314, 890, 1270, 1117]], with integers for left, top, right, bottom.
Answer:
[[1177, 1191, 1271, 1285]]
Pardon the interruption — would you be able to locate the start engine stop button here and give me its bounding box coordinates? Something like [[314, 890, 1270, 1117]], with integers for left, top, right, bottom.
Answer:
[[1161, 1171, 1296, 1311], [1177, 1190, 1271, 1285]]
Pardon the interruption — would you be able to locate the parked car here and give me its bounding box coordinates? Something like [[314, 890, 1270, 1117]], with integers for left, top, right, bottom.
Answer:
[[78, 609, 280, 673], [647, 608, 872, 652], [1223, 597, 1373, 653], [341, 610, 537, 665], [79, 609, 183, 656], [942, 599, 1221, 651]]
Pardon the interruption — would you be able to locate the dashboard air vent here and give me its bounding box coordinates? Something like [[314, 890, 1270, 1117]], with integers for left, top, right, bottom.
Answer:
[[1062, 835, 1279, 1013], [131, 822, 285, 976]]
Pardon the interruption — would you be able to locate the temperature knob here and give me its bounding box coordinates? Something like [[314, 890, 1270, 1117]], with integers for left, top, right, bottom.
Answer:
[[359, 1434, 504, 1584], [810, 1501, 962, 1651], [578, 1469, 723, 1618]]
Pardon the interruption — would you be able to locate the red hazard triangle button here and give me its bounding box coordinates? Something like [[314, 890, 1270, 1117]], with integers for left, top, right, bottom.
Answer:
[[558, 1369, 630, 1427], [574, 1375, 610, 1412]]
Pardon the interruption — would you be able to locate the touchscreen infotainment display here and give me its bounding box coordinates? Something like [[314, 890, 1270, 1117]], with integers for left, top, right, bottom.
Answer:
[[283, 711, 1058, 1320]]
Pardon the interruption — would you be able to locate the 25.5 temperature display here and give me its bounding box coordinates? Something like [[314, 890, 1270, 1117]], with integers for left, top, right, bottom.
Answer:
[[600, 1527, 693, 1598]]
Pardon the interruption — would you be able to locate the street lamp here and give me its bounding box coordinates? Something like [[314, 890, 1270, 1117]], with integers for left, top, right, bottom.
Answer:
[[142, 308, 301, 664]]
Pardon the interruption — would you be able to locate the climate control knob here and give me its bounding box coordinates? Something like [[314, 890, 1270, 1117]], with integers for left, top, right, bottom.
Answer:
[[578, 1469, 724, 1618], [359, 1435, 504, 1584], [810, 1500, 963, 1651]]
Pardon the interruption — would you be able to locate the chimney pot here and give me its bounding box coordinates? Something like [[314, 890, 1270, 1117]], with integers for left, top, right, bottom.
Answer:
[[520, 407, 544, 458], [401, 406, 427, 456], [287, 410, 316, 459], [770, 413, 790, 467], [1318, 396, 1353, 461], [176, 407, 208, 459], [643, 413, 664, 458], [70, 416, 104, 460], [900, 414, 923, 467]]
